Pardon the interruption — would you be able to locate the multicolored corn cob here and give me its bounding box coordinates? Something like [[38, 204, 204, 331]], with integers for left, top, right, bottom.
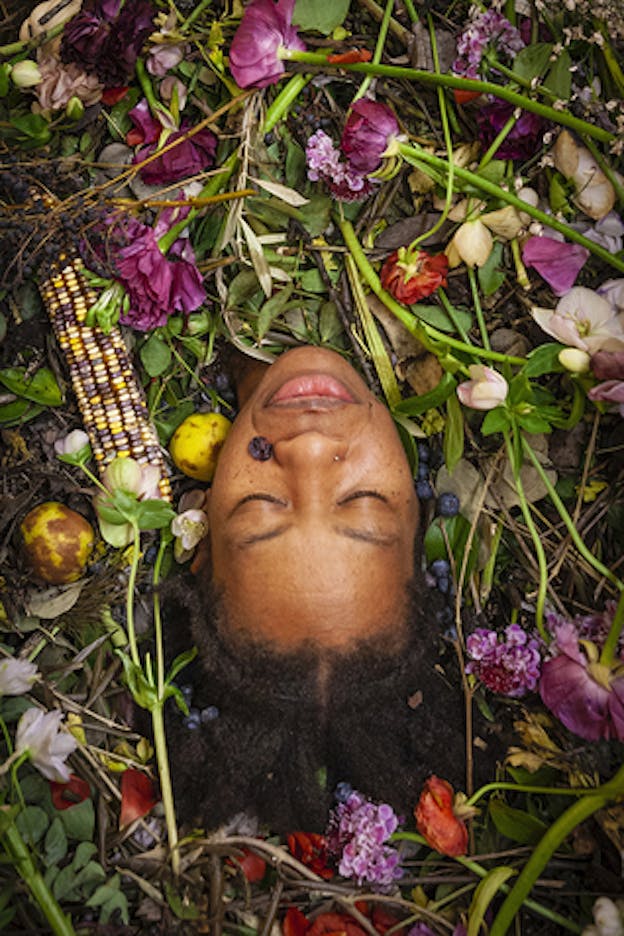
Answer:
[[35, 194, 172, 500]]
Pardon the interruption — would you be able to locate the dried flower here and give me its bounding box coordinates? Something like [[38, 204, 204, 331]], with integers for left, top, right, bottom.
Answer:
[[306, 129, 373, 202], [465, 624, 542, 697], [15, 708, 78, 783], [582, 896, 624, 936], [456, 365, 508, 410], [552, 130, 616, 220], [341, 99, 399, 174], [414, 776, 468, 857], [229, 0, 306, 89], [34, 50, 102, 113], [380, 248, 448, 304], [522, 235, 590, 296], [61, 0, 155, 88], [477, 99, 545, 161], [326, 790, 402, 888], [531, 287, 624, 353], [0, 657, 38, 695], [453, 9, 524, 79], [446, 218, 493, 268]]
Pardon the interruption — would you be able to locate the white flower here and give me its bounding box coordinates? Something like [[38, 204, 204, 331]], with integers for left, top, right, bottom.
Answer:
[[531, 287, 624, 353], [446, 218, 493, 268], [54, 429, 91, 460], [10, 60, 42, 88], [171, 508, 208, 562], [456, 365, 509, 410], [582, 897, 624, 936], [553, 130, 616, 220], [15, 708, 77, 783], [558, 347, 591, 373], [0, 658, 38, 695]]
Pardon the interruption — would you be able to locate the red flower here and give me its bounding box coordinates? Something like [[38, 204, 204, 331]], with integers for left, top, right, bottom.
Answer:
[[101, 86, 129, 106], [287, 831, 334, 879], [119, 768, 158, 829], [380, 248, 448, 304], [283, 904, 407, 936], [414, 775, 468, 857], [50, 774, 90, 810], [228, 847, 267, 882], [284, 907, 310, 936]]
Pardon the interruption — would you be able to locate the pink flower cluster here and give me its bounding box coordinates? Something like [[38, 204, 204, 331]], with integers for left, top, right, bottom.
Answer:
[[453, 9, 524, 79], [465, 624, 542, 698], [325, 790, 403, 888], [306, 130, 374, 202]]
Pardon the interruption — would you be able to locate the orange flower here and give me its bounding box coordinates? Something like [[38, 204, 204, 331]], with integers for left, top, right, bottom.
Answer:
[[414, 775, 468, 857], [380, 248, 448, 304]]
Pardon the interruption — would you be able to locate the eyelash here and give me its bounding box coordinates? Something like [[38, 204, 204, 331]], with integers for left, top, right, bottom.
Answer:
[[338, 489, 387, 505], [238, 490, 387, 508]]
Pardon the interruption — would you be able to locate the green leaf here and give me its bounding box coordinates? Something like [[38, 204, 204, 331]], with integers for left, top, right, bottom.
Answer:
[[257, 284, 294, 340], [524, 343, 565, 377], [165, 881, 201, 920], [167, 647, 198, 685], [0, 366, 63, 405], [412, 302, 473, 334], [135, 499, 176, 530], [0, 398, 45, 427], [293, 0, 350, 34], [11, 112, 51, 144], [298, 194, 333, 237], [53, 864, 78, 902], [512, 43, 553, 81], [140, 334, 172, 378], [319, 301, 343, 343], [153, 400, 195, 444], [15, 806, 49, 845], [285, 137, 306, 188], [394, 372, 457, 416], [467, 865, 517, 936], [489, 799, 549, 845], [227, 269, 261, 307], [299, 268, 327, 293], [478, 242, 506, 297], [545, 50, 572, 100], [44, 817, 68, 867], [517, 411, 552, 434], [480, 406, 511, 436], [59, 797, 94, 841], [72, 841, 98, 871], [443, 393, 464, 472]]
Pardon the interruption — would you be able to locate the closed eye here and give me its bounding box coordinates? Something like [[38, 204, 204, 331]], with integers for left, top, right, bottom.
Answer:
[[338, 489, 388, 506], [228, 493, 287, 519]]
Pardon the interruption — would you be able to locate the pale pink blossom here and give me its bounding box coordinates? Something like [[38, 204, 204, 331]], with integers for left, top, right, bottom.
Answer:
[[15, 708, 78, 782], [0, 658, 38, 695], [531, 286, 624, 354], [34, 50, 102, 113], [456, 365, 508, 410]]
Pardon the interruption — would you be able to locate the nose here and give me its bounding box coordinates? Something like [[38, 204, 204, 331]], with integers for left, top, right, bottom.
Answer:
[[272, 431, 347, 469]]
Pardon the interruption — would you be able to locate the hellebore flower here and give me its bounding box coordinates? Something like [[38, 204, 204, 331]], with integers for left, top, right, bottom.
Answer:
[[414, 776, 468, 857], [552, 130, 616, 221], [94, 456, 165, 546], [306, 129, 374, 202], [540, 621, 624, 742], [171, 508, 208, 562], [588, 380, 624, 416], [50, 773, 91, 810], [61, 0, 155, 88], [326, 790, 403, 888], [229, 0, 306, 89], [559, 348, 591, 374], [15, 708, 78, 783], [34, 51, 102, 113], [465, 624, 542, 697], [522, 235, 590, 296], [476, 99, 545, 161], [0, 657, 38, 695], [341, 99, 399, 174], [452, 9, 524, 79], [531, 287, 624, 354], [591, 350, 624, 380], [54, 429, 91, 464], [446, 218, 493, 268], [287, 831, 334, 879], [380, 247, 448, 304], [456, 365, 508, 410], [598, 278, 624, 313]]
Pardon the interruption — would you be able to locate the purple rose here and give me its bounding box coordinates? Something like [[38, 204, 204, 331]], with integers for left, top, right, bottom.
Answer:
[[477, 99, 545, 161], [61, 0, 155, 87], [340, 99, 399, 174], [540, 649, 624, 742], [134, 126, 218, 185], [590, 350, 624, 380], [229, 0, 306, 89], [522, 235, 589, 296]]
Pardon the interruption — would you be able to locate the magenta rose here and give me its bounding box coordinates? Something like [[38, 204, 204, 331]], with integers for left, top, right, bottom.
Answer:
[[340, 99, 399, 174], [229, 0, 306, 89]]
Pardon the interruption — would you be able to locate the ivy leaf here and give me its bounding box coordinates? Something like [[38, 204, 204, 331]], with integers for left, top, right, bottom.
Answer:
[[0, 366, 63, 406]]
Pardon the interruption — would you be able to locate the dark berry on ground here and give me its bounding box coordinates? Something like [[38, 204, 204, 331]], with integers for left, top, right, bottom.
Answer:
[[430, 558, 450, 578], [417, 462, 430, 481], [416, 480, 434, 500], [334, 781, 353, 803], [417, 443, 430, 463], [437, 492, 460, 517]]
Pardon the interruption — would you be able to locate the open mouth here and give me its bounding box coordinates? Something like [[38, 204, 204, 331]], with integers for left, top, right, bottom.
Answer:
[[268, 374, 357, 407]]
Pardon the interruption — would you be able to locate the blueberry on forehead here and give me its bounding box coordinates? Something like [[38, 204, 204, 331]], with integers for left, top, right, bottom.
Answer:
[[248, 436, 273, 461]]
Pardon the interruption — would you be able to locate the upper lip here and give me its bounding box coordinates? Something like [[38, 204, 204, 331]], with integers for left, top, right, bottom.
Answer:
[[266, 373, 358, 408]]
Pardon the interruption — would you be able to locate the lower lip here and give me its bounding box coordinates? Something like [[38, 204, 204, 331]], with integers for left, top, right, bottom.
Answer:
[[269, 374, 356, 405]]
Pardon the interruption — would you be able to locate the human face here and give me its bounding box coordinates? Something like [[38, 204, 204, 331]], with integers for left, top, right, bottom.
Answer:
[[207, 347, 419, 653]]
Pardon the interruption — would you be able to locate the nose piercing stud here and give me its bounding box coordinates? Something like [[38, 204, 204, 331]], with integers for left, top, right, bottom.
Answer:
[[248, 436, 273, 461], [333, 455, 341, 462]]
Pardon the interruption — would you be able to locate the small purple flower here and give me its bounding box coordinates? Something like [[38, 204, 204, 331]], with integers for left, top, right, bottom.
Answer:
[[340, 99, 399, 174], [522, 235, 590, 296], [591, 352, 624, 381], [61, 0, 155, 87], [476, 99, 545, 161], [453, 9, 524, 79], [540, 620, 624, 741], [229, 0, 306, 89], [588, 379, 624, 415], [465, 624, 542, 698], [305, 130, 374, 202], [326, 790, 403, 889]]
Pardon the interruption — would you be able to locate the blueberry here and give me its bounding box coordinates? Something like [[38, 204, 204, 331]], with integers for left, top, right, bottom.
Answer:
[[183, 707, 201, 730], [416, 480, 434, 500], [437, 492, 460, 517], [334, 781, 353, 803], [180, 684, 193, 705], [430, 558, 450, 578], [200, 705, 220, 723], [417, 443, 430, 463], [417, 462, 430, 481], [248, 435, 273, 461], [437, 576, 450, 594]]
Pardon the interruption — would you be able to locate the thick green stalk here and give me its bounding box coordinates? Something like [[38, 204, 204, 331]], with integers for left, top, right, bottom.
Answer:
[[126, 524, 142, 668], [2, 814, 76, 936], [599, 588, 624, 667], [263, 73, 311, 134], [522, 438, 624, 594], [150, 703, 179, 876], [489, 762, 624, 936], [338, 218, 526, 366], [352, 0, 394, 102], [279, 51, 614, 143], [397, 144, 624, 274], [467, 266, 489, 350]]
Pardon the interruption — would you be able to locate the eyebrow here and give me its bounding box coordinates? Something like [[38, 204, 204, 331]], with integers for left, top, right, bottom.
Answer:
[[227, 493, 286, 520]]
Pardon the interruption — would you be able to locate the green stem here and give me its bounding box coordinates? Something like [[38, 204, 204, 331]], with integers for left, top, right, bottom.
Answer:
[[150, 703, 180, 876], [521, 437, 624, 593], [467, 266, 490, 350], [466, 780, 607, 807], [484, 56, 558, 103], [279, 51, 615, 142], [338, 218, 526, 365], [402, 0, 418, 21], [437, 288, 470, 344], [152, 535, 168, 700], [180, 0, 212, 30], [599, 588, 624, 666], [263, 72, 311, 134], [477, 114, 517, 170], [0, 23, 64, 57], [510, 236, 530, 289], [504, 428, 548, 641], [489, 762, 624, 936], [353, 0, 393, 103], [397, 143, 624, 275], [126, 525, 141, 668], [391, 831, 581, 933], [2, 812, 76, 936]]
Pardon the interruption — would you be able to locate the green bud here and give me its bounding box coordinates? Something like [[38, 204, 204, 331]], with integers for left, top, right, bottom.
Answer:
[[10, 60, 42, 88], [65, 96, 84, 121]]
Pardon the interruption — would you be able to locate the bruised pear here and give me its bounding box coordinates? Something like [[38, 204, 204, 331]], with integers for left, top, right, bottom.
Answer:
[[20, 502, 95, 585]]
